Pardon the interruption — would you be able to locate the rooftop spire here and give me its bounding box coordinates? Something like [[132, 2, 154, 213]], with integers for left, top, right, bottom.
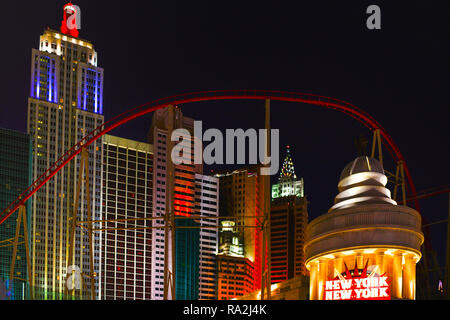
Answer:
[[272, 146, 304, 199], [279, 145, 297, 182]]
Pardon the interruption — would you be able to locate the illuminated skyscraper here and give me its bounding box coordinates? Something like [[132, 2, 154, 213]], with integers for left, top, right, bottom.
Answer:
[[101, 135, 153, 300], [216, 220, 254, 300], [270, 147, 308, 283], [215, 166, 265, 291], [195, 174, 219, 300], [148, 107, 201, 299], [27, 5, 104, 299]]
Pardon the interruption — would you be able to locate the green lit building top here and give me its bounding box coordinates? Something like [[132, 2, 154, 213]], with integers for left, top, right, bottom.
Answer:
[[0, 128, 32, 300], [271, 146, 304, 199]]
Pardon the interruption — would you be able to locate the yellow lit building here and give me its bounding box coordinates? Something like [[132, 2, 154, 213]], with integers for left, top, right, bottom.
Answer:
[[305, 156, 424, 300]]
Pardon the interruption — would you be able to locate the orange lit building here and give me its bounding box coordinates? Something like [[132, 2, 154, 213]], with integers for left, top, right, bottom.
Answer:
[[216, 220, 254, 300], [215, 166, 265, 291], [216, 255, 254, 300]]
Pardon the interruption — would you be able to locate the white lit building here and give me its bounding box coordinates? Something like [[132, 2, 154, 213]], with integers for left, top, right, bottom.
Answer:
[[101, 135, 153, 300], [27, 23, 104, 299], [195, 174, 219, 300]]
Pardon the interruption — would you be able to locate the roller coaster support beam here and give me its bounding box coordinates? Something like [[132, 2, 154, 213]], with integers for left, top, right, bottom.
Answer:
[[260, 99, 272, 300], [9, 205, 33, 299], [164, 104, 176, 300], [446, 194, 450, 299], [65, 146, 96, 300]]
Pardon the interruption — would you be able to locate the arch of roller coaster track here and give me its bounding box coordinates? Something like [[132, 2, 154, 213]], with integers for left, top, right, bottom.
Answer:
[[0, 90, 420, 226]]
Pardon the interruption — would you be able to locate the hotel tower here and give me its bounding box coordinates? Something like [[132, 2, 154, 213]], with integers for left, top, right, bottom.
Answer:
[[27, 4, 104, 299], [101, 135, 154, 300]]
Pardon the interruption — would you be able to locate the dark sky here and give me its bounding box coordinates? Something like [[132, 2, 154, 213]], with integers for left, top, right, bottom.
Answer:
[[0, 1, 449, 268]]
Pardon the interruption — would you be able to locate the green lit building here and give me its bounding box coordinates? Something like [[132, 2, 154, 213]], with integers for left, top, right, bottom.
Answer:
[[271, 146, 304, 199], [0, 128, 32, 300]]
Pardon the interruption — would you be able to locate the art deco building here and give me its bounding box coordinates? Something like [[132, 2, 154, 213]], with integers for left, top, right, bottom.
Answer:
[[27, 6, 104, 299], [0, 128, 32, 300], [101, 135, 153, 299], [271, 147, 308, 283], [216, 255, 255, 300], [305, 156, 424, 300]]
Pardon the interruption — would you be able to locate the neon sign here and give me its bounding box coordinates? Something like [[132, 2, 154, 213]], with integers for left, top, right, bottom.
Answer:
[[324, 261, 391, 300]]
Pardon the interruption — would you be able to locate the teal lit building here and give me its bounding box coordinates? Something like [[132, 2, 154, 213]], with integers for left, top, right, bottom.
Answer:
[[175, 219, 200, 300], [0, 128, 32, 300]]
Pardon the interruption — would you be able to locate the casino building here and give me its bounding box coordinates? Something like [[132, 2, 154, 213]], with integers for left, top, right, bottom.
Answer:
[[304, 156, 424, 300]]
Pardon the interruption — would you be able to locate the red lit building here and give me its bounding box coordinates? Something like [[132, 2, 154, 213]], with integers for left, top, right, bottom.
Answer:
[[217, 255, 254, 300]]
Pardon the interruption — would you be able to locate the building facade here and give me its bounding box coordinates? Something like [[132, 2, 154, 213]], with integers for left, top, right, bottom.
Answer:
[[216, 255, 254, 300], [215, 166, 265, 291], [148, 107, 202, 299], [195, 174, 219, 300], [216, 219, 254, 300], [236, 275, 309, 300], [271, 197, 308, 283], [101, 135, 153, 299], [0, 128, 32, 300], [175, 218, 200, 299], [27, 14, 104, 299]]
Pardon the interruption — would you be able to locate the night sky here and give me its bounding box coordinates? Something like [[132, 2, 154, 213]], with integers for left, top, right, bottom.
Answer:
[[0, 1, 449, 270]]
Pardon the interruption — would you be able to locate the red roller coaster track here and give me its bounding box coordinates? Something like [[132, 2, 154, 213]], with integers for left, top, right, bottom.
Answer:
[[0, 90, 420, 225]]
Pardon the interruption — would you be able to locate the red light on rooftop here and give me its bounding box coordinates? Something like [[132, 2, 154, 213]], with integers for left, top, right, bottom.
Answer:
[[60, 3, 80, 38]]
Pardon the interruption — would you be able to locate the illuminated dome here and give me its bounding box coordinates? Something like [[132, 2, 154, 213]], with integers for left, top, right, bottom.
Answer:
[[339, 156, 385, 181], [329, 156, 396, 211], [304, 155, 424, 300]]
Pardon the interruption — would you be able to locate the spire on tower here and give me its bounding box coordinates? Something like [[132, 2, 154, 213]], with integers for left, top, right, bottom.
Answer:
[[272, 145, 304, 199], [279, 145, 297, 182]]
